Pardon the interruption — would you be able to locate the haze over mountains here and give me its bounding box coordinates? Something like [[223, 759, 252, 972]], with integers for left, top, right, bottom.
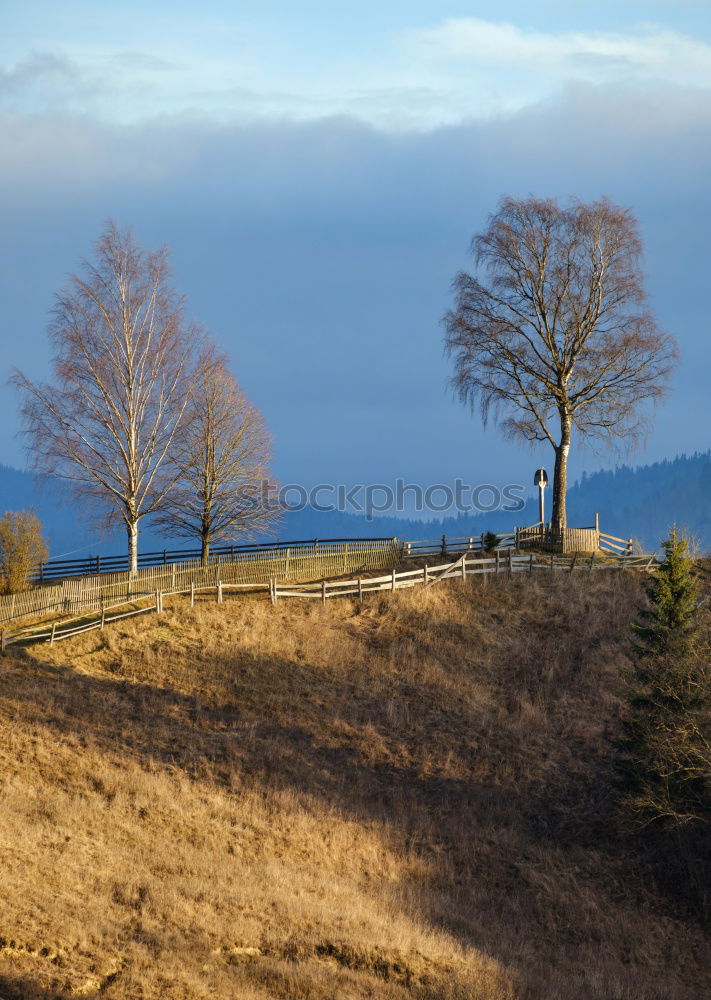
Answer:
[[2, 451, 709, 560]]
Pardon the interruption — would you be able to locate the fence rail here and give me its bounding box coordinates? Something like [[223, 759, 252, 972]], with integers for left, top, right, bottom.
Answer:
[[2, 517, 638, 625], [0, 539, 400, 626], [402, 533, 516, 559], [31, 536, 395, 583], [515, 523, 633, 556], [0, 549, 661, 653], [27, 515, 633, 586], [599, 531, 634, 555], [273, 549, 659, 603]]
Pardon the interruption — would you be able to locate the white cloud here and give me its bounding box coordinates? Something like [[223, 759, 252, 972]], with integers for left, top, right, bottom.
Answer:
[[401, 18, 711, 88], [2, 18, 711, 129]]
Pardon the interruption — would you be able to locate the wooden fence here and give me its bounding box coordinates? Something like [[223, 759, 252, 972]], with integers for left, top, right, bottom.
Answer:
[[0, 539, 400, 626], [24, 515, 633, 589], [515, 522, 632, 555], [599, 531, 634, 556], [0, 578, 270, 652], [31, 536, 394, 583], [273, 549, 659, 603], [402, 533, 517, 559], [0, 520, 637, 626], [0, 549, 660, 652], [402, 523, 632, 560]]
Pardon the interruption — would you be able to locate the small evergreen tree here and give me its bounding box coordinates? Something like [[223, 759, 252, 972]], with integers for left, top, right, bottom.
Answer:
[[634, 527, 699, 658], [619, 528, 710, 916]]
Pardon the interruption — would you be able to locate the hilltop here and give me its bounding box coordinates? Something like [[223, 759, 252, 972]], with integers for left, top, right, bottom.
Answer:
[[0, 571, 709, 999]]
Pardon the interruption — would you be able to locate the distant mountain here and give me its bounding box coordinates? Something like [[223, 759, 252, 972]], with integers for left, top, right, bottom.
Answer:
[[566, 452, 711, 551], [0, 465, 157, 559], [275, 452, 711, 553], [1, 451, 710, 560]]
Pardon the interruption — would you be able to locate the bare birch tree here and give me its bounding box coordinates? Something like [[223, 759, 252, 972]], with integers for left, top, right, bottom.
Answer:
[[13, 222, 195, 573], [444, 196, 678, 536], [154, 344, 277, 563]]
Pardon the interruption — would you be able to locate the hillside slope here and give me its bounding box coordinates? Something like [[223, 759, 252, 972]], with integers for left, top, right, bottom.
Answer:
[[0, 573, 709, 999]]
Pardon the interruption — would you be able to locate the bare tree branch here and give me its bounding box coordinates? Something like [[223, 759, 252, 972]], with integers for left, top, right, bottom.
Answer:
[[153, 343, 279, 563]]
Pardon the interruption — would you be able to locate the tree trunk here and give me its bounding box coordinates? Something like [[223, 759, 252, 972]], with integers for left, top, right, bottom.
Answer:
[[551, 418, 571, 541], [201, 536, 210, 568], [127, 521, 138, 576]]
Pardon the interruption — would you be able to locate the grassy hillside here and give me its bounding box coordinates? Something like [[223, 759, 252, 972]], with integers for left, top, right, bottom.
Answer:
[[0, 573, 709, 999]]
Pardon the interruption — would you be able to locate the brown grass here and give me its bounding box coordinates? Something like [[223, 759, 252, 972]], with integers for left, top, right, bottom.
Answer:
[[0, 572, 708, 999]]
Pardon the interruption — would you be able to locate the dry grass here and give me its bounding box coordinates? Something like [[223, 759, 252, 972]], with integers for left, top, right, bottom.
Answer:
[[0, 571, 708, 999]]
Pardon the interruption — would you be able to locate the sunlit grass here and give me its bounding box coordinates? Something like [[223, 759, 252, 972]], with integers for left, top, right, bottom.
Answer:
[[0, 572, 708, 998]]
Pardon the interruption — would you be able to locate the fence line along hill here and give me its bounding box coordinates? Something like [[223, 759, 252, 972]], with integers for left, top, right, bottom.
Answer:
[[1, 544, 660, 652], [0, 539, 401, 626]]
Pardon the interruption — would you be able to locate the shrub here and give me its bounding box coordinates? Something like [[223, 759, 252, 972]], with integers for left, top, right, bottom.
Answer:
[[0, 510, 49, 594], [483, 531, 500, 553]]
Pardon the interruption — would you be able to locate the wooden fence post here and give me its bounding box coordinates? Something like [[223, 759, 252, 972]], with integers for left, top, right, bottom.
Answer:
[[590, 552, 596, 572], [461, 555, 467, 581], [50, 622, 56, 645], [155, 590, 161, 614], [424, 563, 429, 585], [358, 578, 363, 602], [495, 550, 500, 574], [321, 579, 327, 605], [100, 601, 106, 630], [570, 553, 578, 573], [441, 535, 447, 558], [217, 581, 223, 604], [508, 549, 513, 577], [172, 563, 176, 591], [270, 578, 277, 606], [1, 630, 5, 655], [392, 568, 396, 591], [529, 552, 534, 574]]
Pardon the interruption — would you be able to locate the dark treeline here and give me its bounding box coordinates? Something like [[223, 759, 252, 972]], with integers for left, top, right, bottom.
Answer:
[[275, 452, 711, 552]]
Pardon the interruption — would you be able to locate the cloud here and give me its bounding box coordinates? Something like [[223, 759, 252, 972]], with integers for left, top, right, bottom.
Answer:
[[0, 81, 709, 486], [0, 51, 101, 106], [4, 16, 711, 128], [107, 51, 179, 73], [401, 18, 711, 89]]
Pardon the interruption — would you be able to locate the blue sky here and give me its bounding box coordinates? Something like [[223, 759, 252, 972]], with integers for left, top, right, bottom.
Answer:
[[1, 1, 710, 505]]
